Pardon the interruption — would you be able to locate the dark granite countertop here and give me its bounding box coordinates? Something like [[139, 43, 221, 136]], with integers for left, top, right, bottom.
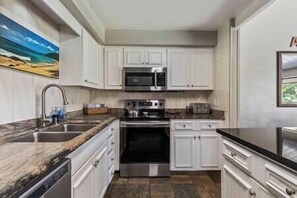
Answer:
[[166, 109, 225, 120], [217, 128, 297, 172], [0, 114, 117, 198]]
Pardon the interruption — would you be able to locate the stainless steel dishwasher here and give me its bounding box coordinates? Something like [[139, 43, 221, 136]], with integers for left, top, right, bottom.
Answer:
[[18, 159, 71, 198]]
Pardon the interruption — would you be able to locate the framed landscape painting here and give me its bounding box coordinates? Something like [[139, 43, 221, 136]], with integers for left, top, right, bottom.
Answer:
[[0, 13, 59, 78]]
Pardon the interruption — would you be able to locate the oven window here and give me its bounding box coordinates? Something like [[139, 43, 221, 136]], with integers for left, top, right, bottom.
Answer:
[[120, 127, 169, 163], [125, 73, 155, 86]]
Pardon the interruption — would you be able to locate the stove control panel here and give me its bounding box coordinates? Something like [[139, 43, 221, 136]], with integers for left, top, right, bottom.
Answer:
[[124, 100, 165, 109]]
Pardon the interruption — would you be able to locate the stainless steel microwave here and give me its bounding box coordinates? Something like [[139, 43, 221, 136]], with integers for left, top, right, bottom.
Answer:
[[123, 67, 167, 91]]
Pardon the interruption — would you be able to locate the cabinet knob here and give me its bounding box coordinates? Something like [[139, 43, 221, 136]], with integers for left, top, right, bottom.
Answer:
[[286, 188, 296, 195], [194, 136, 196, 140], [183, 125, 186, 128], [198, 136, 201, 139], [84, 79, 88, 82], [187, 85, 190, 87], [93, 159, 100, 167], [111, 158, 114, 161], [142, 62, 144, 65], [111, 128, 114, 131], [231, 152, 236, 157], [111, 142, 114, 145], [209, 125, 212, 128], [191, 85, 194, 87], [146, 62, 148, 65], [249, 190, 256, 196]]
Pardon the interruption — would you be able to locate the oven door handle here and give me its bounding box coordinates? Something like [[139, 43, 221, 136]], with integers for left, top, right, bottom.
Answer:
[[120, 121, 170, 128]]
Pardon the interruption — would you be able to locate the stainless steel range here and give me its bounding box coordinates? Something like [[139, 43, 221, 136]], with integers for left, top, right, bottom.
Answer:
[[120, 99, 170, 177]]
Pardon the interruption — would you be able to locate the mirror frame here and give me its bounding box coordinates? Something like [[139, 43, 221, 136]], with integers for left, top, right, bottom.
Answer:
[[277, 51, 297, 107]]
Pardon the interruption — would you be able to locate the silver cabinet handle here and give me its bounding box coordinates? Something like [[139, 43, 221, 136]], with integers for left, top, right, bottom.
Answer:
[[93, 159, 100, 167], [286, 188, 296, 195], [231, 152, 236, 157], [249, 190, 256, 196]]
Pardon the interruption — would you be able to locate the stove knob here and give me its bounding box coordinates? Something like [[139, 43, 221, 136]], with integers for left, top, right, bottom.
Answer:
[[159, 102, 163, 106], [154, 103, 158, 106]]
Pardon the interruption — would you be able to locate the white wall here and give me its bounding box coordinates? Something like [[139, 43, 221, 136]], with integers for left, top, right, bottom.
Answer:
[[0, 0, 90, 124], [239, 0, 297, 127], [209, 21, 231, 127], [90, 90, 208, 108]]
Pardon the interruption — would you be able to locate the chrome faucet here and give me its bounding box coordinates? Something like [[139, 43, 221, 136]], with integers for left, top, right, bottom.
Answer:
[[41, 84, 69, 127]]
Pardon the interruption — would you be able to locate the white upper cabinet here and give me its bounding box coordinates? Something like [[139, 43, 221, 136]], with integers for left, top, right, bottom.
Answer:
[[167, 48, 213, 90], [190, 49, 213, 88], [124, 47, 145, 67], [145, 48, 167, 66], [60, 28, 103, 89], [104, 47, 123, 90], [124, 47, 166, 67], [167, 48, 190, 89]]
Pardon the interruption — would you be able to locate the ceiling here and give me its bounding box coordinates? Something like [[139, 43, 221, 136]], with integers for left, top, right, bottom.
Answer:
[[87, 0, 253, 31]]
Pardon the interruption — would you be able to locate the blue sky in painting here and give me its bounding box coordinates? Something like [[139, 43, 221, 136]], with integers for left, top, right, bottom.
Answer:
[[0, 13, 59, 54]]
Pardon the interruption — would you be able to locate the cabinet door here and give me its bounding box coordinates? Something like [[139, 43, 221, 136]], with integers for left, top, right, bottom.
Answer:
[[124, 47, 145, 67], [104, 47, 123, 89], [171, 132, 197, 170], [145, 48, 166, 67], [167, 49, 190, 90], [222, 164, 254, 198], [72, 161, 95, 198], [198, 132, 220, 169], [93, 146, 108, 198], [190, 49, 213, 89], [83, 30, 99, 87]]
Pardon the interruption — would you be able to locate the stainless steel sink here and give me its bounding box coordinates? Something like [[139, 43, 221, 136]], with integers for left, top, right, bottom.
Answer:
[[45, 124, 97, 132], [10, 132, 83, 143]]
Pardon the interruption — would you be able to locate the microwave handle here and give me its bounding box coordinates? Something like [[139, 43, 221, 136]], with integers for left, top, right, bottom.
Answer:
[[154, 70, 157, 90]]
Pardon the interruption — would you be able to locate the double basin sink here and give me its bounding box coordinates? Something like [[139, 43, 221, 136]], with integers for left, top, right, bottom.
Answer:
[[10, 123, 98, 143]]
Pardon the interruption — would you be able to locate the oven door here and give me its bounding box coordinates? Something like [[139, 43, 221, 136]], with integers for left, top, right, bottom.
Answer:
[[120, 121, 170, 176], [123, 67, 167, 91]]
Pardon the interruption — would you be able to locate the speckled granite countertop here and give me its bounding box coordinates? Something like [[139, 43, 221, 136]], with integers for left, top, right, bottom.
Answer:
[[0, 114, 118, 198], [166, 109, 225, 120]]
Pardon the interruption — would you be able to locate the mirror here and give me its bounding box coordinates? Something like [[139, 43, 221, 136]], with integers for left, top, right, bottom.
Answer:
[[277, 51, 297, 106]]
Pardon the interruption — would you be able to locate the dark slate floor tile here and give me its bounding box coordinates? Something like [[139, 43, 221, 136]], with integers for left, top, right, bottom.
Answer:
[[127, 184, 150, 198], [172, 184, 200, 198], [150, 184, 174, 197], [104, 184, 127, 198]]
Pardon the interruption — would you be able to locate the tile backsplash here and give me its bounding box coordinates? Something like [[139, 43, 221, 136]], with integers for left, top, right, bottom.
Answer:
[[90, 90, 209, 108]]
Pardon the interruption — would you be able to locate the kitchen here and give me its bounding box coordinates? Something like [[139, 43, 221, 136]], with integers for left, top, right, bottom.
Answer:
[[0, 0, 297, 197]]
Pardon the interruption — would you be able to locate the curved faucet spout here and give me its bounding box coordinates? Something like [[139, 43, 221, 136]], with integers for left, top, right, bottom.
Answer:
[[41, 84, 69, 123]]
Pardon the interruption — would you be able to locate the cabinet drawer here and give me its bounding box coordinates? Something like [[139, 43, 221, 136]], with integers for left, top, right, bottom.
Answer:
[[265, 164, 297, 198], [108, 152, 114, 169], [108, 166, 114, 184], [108, 136, 115, 153], [108, 124, 115, 137], [200, 121, 220, 130], [171, 121, 199, 131], [223, 140, 253, 174]]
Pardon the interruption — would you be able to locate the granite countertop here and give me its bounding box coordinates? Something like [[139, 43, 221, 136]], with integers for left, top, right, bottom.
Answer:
[[217, 128, 297, 172], [166, 109, 225, 120], [0, 114, 117, 198]]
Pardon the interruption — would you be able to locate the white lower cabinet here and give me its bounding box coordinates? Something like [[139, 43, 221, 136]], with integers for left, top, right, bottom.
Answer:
[[69, 120, 119, 198], [199, 132, 220, 168], [171, 132, 196, 170], [170, 120, 222, 171], [72, 144, 108, 198]]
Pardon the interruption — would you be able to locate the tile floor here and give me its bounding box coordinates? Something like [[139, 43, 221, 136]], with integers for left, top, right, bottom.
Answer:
[[104, 171, 221, 198]]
